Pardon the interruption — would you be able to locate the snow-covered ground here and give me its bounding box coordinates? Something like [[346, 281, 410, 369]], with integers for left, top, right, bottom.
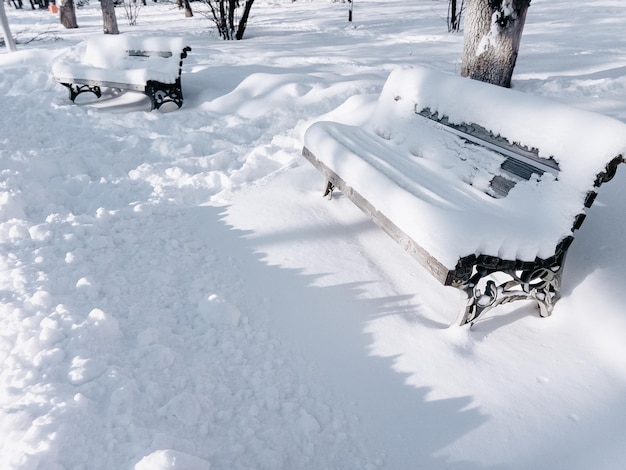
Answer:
[[1, 1, 626, 469]]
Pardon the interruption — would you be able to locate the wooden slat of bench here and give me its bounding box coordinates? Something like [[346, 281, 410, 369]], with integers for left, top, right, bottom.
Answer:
[[302, 146, 451, 285], [417, 109, 560, 173], [55, 76, 146, 92], [416, 108, 561, 197], [126, 50, 174, 58]]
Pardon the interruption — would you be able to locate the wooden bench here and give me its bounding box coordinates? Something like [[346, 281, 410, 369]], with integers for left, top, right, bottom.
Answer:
[[302, 67, 626, 326], [51, 36, 191, 111]]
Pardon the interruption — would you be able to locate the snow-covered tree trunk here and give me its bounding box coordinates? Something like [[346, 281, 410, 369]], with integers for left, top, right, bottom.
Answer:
[[101, 0, 120, 34], [460, 0, 530, 88], [59, 0, 79, 29], [0, 0, 17, 52]]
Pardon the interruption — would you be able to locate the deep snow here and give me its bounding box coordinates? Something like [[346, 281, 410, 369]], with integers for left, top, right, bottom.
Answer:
[[1, 1, 626, 469]]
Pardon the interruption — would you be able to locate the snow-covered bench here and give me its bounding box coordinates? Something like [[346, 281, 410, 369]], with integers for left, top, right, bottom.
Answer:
[[302, 67, 626, 326], [51, 35, 191, 111]]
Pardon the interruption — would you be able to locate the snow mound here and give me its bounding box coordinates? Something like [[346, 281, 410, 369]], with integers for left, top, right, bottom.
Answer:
[[135, 449, 211, 470]]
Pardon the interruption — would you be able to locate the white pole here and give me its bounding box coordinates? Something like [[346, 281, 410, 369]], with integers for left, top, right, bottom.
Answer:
[[0, 0, 17, 52]]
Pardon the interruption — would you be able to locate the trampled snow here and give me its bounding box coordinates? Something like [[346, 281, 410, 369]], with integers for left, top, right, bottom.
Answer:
[[1, 1, 626, 469]]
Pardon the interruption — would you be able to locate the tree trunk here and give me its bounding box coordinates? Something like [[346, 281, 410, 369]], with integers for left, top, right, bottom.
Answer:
[[228, 0, 236, 33], [59, 0, 79, 29], [448, 0, 464, 32], [101, 0, 119, 34], [218, 0, 229, 39], [460, 0, 530, 88], [235, 0, 254, 40], [450, 0, 458, 29], [183, 0, 193, 17], [0, 0, 17, 51]]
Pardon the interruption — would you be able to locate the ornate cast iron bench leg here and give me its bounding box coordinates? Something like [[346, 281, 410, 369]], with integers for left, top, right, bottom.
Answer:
[[145, 79, 184, 111], [60, 83, 102, 102], [323, 181, 335, 199], [455, 264, 564, 326]]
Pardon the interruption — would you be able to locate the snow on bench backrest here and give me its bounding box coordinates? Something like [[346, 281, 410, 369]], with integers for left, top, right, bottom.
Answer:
[[84, 35, 186, 68], [52, 35, 187, 86], [368, 67, 626, 193]]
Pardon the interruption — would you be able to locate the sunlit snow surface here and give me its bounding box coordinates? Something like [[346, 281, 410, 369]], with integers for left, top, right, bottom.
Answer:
[[1, 1, 626, 469]]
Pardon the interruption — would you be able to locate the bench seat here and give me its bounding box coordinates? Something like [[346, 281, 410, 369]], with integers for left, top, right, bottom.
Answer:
[[305, 121, 583, 272], [52, 61, 178, 90]]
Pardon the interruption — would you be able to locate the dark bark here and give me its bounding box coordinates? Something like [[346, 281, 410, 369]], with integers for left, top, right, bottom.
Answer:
[[59, 0, 78, 29], [219, 0, 229, 39], [235, 0, 253, 40], [460, 0, 530, 87], [448, 0, 464, 32], [228, 0, 236, 32]]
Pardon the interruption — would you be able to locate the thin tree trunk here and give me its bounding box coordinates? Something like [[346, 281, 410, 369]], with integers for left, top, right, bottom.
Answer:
[[219, 0, 229, 39], [183, 0, 192, 17], [460, 0, 530, 88], [59, 0, 78, 29], [235, 0, 254, 40], [450, 0, 457, 29], [101, 0, 119, 34], [0, 0, 17, 51], [228, 0, 236, 36], [448, 0, 464, 32]]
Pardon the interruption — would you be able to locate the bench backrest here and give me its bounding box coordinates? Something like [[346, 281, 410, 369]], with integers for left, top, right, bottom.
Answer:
[[368, 67, 626, 200], [416, 107, 558, 198], [82, 35, 189, 79]]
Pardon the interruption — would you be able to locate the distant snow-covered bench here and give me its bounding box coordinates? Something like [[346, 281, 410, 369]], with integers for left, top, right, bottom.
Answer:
[[51, 35, 192, 111], [302, 67, 626, 326]]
